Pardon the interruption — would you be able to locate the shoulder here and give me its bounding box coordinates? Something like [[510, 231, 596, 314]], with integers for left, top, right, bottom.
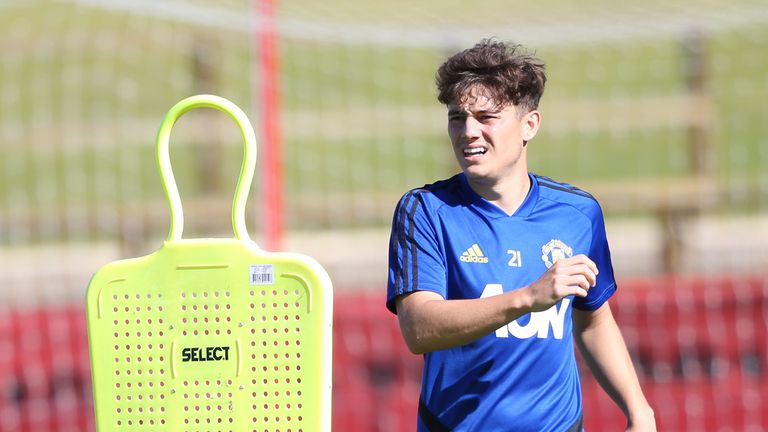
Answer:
[[534, 174, 603, 220], [395, 174, 464, 212]]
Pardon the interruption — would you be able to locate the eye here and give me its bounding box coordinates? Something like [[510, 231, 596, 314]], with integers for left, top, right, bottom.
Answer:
[[477, 114, 498, 123]]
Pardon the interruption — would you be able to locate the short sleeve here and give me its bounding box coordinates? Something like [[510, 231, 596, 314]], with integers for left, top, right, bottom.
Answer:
[[386, 190, 447, 314], [572, 201, 617, 311]]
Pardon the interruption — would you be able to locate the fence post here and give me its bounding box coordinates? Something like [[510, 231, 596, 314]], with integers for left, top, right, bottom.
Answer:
[[192, 36, 223, 195], [682, 29, 712, 177], [660, 29, 714, 273]]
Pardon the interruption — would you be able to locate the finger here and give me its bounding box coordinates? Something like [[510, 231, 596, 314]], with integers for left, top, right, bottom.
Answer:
[[568, 276, 590, 297], [573, 254, 599, 276], [576, 263, 598, 287], [560, 274, 592, 293], [563, 257, 598, 286], [571, 286, 589, 298], [558, 263, 597, 287]]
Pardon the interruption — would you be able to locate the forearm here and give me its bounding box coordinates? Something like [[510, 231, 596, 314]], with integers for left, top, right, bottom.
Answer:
[[396, 290, 531, 354], [573, 305, 655, 429], [396, 255, 599, 355]]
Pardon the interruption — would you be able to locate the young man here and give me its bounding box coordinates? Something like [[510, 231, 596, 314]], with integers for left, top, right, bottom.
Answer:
[[386, 39, 655, 431]]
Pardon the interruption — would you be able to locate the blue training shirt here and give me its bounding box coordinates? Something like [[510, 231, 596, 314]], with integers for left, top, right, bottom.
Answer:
[[387, 172, 617, 432]]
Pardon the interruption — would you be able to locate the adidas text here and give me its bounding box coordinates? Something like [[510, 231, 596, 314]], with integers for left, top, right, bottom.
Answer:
[[460, 255, 489, 263], [460, 243, 489, 264]]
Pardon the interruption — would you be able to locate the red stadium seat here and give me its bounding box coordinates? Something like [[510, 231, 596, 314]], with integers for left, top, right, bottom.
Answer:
[[1, 275, 766, 432]]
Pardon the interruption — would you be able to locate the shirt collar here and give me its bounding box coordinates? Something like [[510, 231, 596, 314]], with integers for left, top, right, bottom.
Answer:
[[458, 172, 539, 219]]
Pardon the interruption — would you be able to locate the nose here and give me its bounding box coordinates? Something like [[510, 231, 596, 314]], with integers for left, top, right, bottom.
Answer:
[[462, 116, 482, 139]]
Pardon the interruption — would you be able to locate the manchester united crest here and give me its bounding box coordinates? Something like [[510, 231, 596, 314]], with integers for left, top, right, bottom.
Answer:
[[541, 239, 573, 268]]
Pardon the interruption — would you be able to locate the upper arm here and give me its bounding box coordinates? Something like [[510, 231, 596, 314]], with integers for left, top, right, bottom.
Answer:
[[396, 290, 445, 319], [573, 301, 614, 334], [572, 302, 626, 363], [386, 190, 447, 314], [572, 200, 617, 310], [394, 290, 445, 352]]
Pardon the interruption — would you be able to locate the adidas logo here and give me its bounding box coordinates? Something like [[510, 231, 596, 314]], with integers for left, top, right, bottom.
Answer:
[[460, 243, 489, 263]]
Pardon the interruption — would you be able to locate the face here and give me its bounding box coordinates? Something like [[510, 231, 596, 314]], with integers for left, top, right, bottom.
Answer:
[[447, 93, 540, 188]]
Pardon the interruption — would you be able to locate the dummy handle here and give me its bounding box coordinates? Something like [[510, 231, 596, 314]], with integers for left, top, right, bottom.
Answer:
[[155, 94, 257, 242]]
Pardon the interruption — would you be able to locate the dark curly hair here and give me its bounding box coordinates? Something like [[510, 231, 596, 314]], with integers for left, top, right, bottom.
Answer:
[[436, 39, 546, 115]]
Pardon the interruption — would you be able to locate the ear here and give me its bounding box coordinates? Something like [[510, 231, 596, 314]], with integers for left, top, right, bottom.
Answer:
[[522, 110, 541, 144]]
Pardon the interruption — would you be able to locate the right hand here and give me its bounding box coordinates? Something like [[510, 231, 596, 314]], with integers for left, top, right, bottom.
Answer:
[[524, 254, 598, 312]]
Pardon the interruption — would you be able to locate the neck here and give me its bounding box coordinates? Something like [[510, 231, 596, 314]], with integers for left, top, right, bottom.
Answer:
[[467, 170, 532, 216]]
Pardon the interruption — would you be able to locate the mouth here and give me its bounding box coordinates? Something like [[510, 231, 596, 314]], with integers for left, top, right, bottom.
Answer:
[[463, 147, 488, 158]]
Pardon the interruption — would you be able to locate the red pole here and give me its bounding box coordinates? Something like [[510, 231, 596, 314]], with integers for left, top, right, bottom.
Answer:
[[256, 0, 283, 250]]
